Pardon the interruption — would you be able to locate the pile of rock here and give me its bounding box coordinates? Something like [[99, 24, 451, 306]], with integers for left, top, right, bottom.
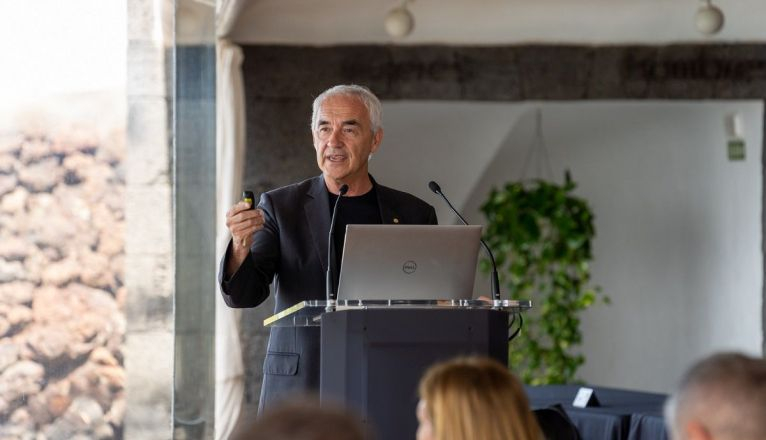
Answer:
[[0, 126, 125, 439]]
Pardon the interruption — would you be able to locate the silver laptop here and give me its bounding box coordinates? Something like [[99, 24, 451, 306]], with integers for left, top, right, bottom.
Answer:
[[336, 225, 483, 301]]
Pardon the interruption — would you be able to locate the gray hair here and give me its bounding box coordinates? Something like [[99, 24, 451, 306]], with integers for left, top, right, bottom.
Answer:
[[664, 352, 766, 440], [310, 84, 383, 134]]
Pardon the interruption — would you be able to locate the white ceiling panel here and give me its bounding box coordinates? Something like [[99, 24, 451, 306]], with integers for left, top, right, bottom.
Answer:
[[227, 0, 766, 45]]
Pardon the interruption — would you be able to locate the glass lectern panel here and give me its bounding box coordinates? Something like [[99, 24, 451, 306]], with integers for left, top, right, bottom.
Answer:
[[264, 299, 532, 327]]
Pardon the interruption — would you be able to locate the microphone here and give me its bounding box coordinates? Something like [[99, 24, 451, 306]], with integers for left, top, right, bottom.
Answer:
[[428, 181, 501, 301], [326, 184, 349, 311]]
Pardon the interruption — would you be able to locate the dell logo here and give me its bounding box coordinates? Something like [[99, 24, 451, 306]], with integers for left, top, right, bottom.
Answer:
[[402, 260, 417, 274]]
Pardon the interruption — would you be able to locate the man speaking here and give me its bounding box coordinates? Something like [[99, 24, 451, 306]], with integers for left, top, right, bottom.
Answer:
[[219, 84, 438, 410]]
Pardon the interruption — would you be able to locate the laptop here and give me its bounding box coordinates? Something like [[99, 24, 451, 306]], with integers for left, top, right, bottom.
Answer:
[[336, 225, 483, 301]]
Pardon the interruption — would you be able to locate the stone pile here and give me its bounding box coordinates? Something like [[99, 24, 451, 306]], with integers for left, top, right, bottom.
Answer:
[[0, 126, 126, 439]]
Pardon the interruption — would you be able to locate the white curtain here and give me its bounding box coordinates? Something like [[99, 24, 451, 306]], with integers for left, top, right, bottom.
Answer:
[[216, 0, 248, 38], [214, 39, 246, 440]]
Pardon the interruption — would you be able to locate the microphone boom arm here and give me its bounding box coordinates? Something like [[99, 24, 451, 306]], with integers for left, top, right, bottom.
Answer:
[[429, 181, 501, 301]]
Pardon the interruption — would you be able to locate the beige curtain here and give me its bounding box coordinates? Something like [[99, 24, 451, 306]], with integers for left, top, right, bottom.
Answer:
[[214, 39, 246, 440]]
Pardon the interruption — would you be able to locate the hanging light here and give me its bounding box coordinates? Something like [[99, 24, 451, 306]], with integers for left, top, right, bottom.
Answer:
[[385, 1, 415, 38], [694, 0, 724, 35]]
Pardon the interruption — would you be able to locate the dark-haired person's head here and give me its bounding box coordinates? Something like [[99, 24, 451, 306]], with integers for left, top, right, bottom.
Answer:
[[417, 356, 544, 440], [231, 398, 368, 440], [665, 352, 766, 440]]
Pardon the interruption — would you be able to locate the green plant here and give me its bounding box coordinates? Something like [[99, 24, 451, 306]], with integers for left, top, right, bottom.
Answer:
[[480, 171, 607, 385]]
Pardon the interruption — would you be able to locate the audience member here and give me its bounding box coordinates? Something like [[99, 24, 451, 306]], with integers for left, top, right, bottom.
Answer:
[[416, 356, 544, 440], [230, 397, 369, 440], [664, 352, 766, 440]]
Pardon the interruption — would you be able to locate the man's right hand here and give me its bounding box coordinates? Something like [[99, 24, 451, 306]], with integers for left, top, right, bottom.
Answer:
[[225, 201, 265, 276]]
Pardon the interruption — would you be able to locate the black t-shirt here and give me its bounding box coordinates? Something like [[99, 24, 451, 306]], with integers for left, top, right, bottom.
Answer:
[[327, 186, 382, 285]]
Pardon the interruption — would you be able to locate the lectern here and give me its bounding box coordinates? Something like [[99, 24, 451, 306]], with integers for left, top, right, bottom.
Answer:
[[265, 299, 530, 439]]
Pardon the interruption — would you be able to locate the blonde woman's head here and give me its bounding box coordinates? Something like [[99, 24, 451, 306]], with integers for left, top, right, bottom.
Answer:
[[417, 356, 543, 440]]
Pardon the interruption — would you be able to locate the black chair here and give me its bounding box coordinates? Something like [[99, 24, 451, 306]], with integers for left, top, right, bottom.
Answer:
[[534, 405, 581, 440]]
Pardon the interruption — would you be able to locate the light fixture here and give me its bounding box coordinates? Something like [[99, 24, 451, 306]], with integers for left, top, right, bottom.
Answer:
[[694, 0, 724, 36], [385, 1, 415, 38]]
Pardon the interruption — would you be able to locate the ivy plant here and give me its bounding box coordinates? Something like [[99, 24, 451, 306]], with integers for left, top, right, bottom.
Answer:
[[480, 171, 608, 384]]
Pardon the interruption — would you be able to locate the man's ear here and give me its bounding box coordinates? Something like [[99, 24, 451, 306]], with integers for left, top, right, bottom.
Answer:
[[685, 420, 713, 440], [371, 128, 383, 154]]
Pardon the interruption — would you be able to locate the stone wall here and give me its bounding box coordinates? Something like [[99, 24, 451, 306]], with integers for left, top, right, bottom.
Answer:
[[0, 111, 126, 439]]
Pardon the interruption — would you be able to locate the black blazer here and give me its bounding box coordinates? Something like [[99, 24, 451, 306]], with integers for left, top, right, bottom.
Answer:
[[219, 175, 437, 410]]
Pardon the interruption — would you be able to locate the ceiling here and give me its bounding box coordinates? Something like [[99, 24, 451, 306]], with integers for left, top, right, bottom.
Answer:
[[226, 0, 766, 45]]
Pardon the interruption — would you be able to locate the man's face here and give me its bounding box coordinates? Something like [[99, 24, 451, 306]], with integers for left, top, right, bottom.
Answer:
[[312, 94, 382, 184]]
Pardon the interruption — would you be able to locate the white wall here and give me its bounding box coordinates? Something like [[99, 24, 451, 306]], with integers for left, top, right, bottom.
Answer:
[[375, 100, 763, 393], [373, 102, 527, 225]]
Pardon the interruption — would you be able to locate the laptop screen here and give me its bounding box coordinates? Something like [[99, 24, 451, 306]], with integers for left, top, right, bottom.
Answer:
[[336, 225, 482, 301]]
